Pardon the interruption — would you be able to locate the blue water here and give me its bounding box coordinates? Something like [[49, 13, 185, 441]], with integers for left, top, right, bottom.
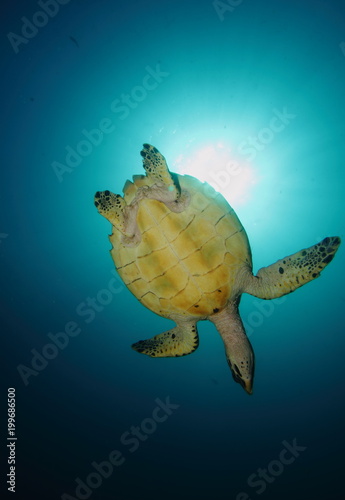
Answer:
[[1, 1, 345, 499]]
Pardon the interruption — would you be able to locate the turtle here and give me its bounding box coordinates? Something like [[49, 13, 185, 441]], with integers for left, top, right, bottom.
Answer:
[[94, 143, 341, 394]]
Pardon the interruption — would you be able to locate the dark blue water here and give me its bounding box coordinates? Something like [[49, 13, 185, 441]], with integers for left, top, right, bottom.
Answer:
[[1, 1, 345, 499]]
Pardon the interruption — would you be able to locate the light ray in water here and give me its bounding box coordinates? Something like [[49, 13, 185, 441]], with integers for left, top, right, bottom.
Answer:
[[174, 142, 258, 206]]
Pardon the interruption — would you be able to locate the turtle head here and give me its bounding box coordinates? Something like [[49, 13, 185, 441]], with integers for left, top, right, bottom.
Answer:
[[210, 305, 255, 395], [226, 352, 255, 395]]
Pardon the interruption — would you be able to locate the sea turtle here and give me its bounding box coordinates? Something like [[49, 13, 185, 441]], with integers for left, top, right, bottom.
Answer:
[[94, 144, 341, 394]]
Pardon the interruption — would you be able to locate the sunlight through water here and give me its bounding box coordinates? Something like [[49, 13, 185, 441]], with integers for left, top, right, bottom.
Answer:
[[174, 142, 258, 206]]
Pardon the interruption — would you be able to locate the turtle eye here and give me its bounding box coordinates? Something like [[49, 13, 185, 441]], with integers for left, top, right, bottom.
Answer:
[[227, 359, 245, 386], [230, 363, 244, 385], [233, 363, 242, 377]]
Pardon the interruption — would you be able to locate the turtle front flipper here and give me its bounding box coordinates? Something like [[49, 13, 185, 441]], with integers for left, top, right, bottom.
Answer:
[[245, 236, 341, 299], [132, 322, 199, 357], [136, 144, 190, 213]]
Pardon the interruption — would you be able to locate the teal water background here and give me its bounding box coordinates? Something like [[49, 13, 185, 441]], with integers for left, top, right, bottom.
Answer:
[[1, 1, 345, 499]]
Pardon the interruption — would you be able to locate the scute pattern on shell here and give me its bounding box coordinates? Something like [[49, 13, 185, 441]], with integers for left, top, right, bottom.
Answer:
[[109, 174, 251, 319]]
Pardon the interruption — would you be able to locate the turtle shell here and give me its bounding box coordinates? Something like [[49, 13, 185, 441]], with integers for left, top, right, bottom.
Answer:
[[109, 174, 252, 319]]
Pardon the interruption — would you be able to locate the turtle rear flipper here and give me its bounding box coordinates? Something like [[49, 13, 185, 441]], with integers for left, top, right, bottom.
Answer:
[[245, 236, 341, 299], [94, 191, 127, 229], [141, 143, 180, 198], [137, 144, 190, 213], [94, 190, 141, 245]]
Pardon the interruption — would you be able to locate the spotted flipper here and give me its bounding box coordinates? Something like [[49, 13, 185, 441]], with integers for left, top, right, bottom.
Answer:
[[141, 143, 180, 200], [94, 190, 129, 235], [132, 322, 199, 357], [245, 236, 341, 299]]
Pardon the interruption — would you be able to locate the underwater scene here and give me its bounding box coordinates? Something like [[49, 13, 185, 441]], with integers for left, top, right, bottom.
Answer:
[[1, 1, 345, 499]]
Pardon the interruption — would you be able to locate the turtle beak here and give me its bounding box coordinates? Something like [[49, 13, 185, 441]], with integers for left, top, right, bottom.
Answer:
[[231, 368, 254, 395], [243, 379, 253, 395], [228, 358, 254, 395]]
